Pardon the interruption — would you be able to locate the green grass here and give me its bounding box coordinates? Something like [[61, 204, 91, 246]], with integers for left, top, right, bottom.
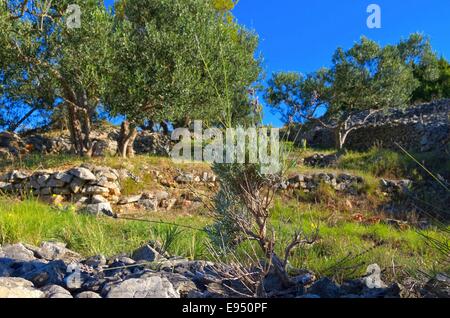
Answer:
[[1, 197, 447, 284], [0, 152, 210, 173], [0, 197, 210, 260], [337, 146, 450, 180], [0, 153, 87, 171], [267, 200, 449, 283]]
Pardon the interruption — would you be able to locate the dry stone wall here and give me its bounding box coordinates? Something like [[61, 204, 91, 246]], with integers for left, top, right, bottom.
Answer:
[[0, 128, 172, 159], [0, 164, 121, 216], [291, 100, 450, 152]]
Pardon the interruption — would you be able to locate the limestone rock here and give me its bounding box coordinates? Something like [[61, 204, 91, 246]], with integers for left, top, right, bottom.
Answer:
[[40, 285, 73, 298], [68, 167, 97, 181], [84, 202, 114, 217], [53, 172, 73, 183], [363, 264, 387, 289], [84, 186, 110, 195], [103, 274, 180, 298], [0, 277, 44, 298], [33, 241, 81, 262], [75, 291, 102, 298], [118, 195, 142, 205], [69, 177, 85, 193], [91, 195, 109, 204], [23, 260, 67, 288], [175, 173, 195, 184], [131, 244, 164, 263], [0, 182, 12, 191], [84, 255, 107, 268], [1, 243, 36, 262]]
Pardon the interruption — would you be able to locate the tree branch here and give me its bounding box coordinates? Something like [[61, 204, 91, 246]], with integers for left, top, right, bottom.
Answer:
[[9, 0, 29, 20], [283, 230, 319, 267]]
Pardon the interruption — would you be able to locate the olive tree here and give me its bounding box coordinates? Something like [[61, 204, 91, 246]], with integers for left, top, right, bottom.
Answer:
[[103, 0, 261, 157], [265, 34, 438, 150], [0, 0, 114, 155]]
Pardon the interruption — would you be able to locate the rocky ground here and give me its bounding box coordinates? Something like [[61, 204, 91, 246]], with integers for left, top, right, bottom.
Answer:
[[1, 241, 447, 299]]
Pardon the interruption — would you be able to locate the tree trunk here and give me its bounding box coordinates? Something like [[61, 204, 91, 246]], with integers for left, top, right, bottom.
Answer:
[[334, 127, 352, 151], [160, 121, 170, 135], [79, 90, 93, 157], [80, 108, 93, 157], [67, 103, 85, 156], [118, 120, 138, 158], [66, 102, 93, 157], [126, 125, 138, 158]]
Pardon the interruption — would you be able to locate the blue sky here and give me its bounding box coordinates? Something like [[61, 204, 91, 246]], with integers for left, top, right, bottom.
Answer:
[[104, 0, 450, 127]]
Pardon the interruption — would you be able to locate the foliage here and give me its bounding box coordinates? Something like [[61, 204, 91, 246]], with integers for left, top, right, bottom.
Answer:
[[0, 0, 115, 154], [413, 57, 450, 102], [104, 0, 261, 128], [265, 34, 439, 149]]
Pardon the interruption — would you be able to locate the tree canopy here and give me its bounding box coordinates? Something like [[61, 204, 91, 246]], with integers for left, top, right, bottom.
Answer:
[[413, 57, 450, 103], [0, 0, 261, 158], [0, 0, 114, 155], [265, 34, 441, 149], [104, 0, 261, 130]]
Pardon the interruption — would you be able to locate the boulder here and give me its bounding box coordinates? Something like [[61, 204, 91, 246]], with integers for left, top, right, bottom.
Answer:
[[12, 170, 29, 182], [0, 262, 12, 277], [37, 174, 51, 186], [102, 274, 180, 298], [32, 241, 81, 263], [69, 177, 85, 193], [139, 198, 159, 212], [91, 195, 109, 204], [46, 178, 66, 188], [68, 167, 97, 181], [134, 132, 172, 156], [64, 271, 85, 291], [84, 255, 107, 268], [307, 278, 340, 298], [39, 187, 52, 195], [131, 244, 164, 263], [175, 173, 195, 184], [160, 272, 199, 298], [304, 153, 339, 168], [154, 190, 170, 201], [23, 260, 67, 288], [75, 291, 102, 299], [0, 277, 44, 298], [0, 182, 12, 191], [84, 202, 114, 217], [118, 195, 142, 205], [52, 172, 73, 184], [92, 139, 117, 157], [52, 187, 72, 195], [362, 283, 402, 298], [40, 285, 73, 298], [0, 243, 36, 262], [84, 186, 110, 195]]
